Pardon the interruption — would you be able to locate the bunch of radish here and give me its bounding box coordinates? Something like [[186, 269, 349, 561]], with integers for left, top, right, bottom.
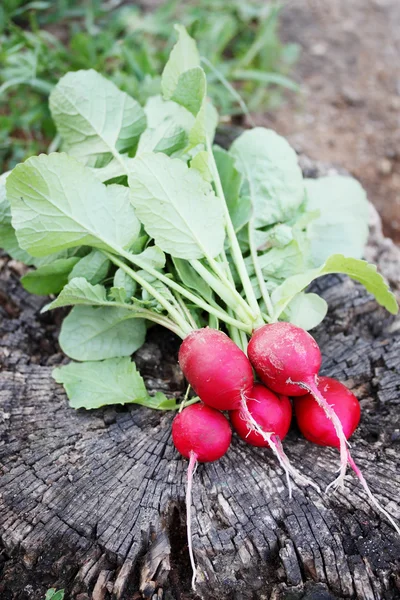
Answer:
[[173, 322, 400, 589], [3, 23, 399, 594]]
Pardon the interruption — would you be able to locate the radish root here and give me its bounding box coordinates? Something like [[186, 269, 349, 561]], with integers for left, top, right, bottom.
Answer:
[[347, 452, 400, 536], [186, 451, 198, 590], [239, 393, 320, 497], [293, 377, 349, 492]]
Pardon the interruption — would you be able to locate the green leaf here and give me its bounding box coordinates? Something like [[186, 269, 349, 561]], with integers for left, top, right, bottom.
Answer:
[[49, 70, 146, 166], [190, 151, 212, 182], [272, 254, 398, 318], [230, 128, 304, 227], [0, 170, 35, 264], [45, 590, 64, 600], [49, 592, 64, 600], [213, 146, 250, 231], [42, 278, 110, 311], [258, 239, 311, 280], [59, 305, 146, 361], [68, 250, 110, 285], [89, 155, 135, 183], [161, 25, 200, 100], [305, 176, 369, 265], [284, 292, 328, 331], [138, 95, 194, 156], [261, 224, 294, 249], [133, 245, 166, 270], [109, 287, 128, 303], [7, 154, 140, 257], [53, 357, 177, 410], [188, 99, 218, 147], [21, 257, 80, 295], [172, 257, 213, 302], [128, 152, 225, 259], [112, 268, 137, 301], [171, 66, 206, 116]]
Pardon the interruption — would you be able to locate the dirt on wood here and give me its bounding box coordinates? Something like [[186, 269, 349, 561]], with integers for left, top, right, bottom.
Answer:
[[256, 0, 400, 243]]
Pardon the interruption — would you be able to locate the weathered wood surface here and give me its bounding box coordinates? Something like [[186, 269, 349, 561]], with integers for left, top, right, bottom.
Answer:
[[1, 173, 400, 599]]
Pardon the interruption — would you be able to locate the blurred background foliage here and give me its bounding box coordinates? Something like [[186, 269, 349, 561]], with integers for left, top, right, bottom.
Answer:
[[0, 0, 299, 170]]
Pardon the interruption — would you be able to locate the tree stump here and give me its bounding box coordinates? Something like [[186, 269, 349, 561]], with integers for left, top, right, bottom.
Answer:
[[1, 160, 400, 600]]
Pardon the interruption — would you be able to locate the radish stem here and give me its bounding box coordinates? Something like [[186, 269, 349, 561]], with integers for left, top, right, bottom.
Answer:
[[104, 252, 193, 336], [248, 219, 274, 319], [206, 137, 263, 326], [117, 249, 253, 334]]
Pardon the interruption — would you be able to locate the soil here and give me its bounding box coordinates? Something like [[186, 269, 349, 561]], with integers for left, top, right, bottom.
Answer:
[[255, 0, 400, 242]]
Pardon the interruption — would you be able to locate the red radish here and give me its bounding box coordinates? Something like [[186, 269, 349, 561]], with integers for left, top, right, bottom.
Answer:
[[230, 384, 320, 496], [172, 403, 232, 589], [248, 322, 321, 397], [248, 322, 349, 490], [294, 377, 360, 448], [179, 328, 254, 410], [231, 384, 292, 446], [294, 377, 400, 535]]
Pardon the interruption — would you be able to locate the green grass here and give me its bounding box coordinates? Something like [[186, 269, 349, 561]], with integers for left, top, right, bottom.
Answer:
[[0, 0, 299, 171]]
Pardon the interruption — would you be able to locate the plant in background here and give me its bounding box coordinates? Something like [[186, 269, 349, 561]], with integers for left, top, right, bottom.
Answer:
[[0, 0, 299, 170]]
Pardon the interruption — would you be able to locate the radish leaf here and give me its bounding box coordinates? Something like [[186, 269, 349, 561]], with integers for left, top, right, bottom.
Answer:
[[283, 292, 328, 331], [50, 69, 146, 166], [68, 250, 110, 285], [305, 176, 369, 265], [272, 254, 399, 318], [42, 278, 111, 311], [231, 127, 304, 227], [59, 305, 146, 361], [171, 66, 206, 116], [7, 154, 140, 256], [53, 357, 176, 410], [21, 257, 80, 295], [161, 25, 200, 100], [128, 152, 225, 259]]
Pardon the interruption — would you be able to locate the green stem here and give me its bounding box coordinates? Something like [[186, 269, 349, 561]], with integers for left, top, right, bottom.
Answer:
[[124, 306, 187, 339], [190, 259, 253, 324], [118, 249, 253, 334], [174, 292, 199, 330], [104, 252, 193, 337], [226, 308, 243, 350], [203, 254, 256, 320], [206, 137, 263, 327], [179, 384, 192, 412], [248, 220, 274, 318], [177, 396, 200, 412], [239, 329, 249, 354]]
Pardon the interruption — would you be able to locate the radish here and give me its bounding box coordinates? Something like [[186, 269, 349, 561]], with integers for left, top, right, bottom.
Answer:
[[179, 327, 318, 494], [178, 327, 254, 410], [294, 377, 360, 448], [295, 377, 400, 535], [172, 403, 232, 589], [248, 322, 350, 490], [230, 383, 320, 496]]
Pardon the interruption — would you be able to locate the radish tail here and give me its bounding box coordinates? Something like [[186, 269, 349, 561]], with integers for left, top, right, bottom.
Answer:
[[240, 394, 320, 497], [297, 378, 349, 492], [186, 451, 198, 590], [347, 452, 400, 536]]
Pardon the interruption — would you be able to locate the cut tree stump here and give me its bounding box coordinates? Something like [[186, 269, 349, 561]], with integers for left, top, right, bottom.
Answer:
[[1, 158, 400, 600]]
